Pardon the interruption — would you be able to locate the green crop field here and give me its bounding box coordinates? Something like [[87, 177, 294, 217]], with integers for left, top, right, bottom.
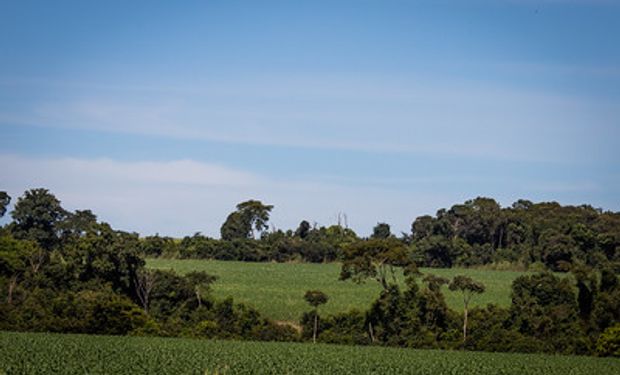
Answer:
[[2, 331, 618, 375], [147, 259, 540, 321]]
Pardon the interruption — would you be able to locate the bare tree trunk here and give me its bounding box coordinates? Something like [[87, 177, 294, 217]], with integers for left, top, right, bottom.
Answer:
[[496, 226, 504, 249], [29, 249, 45, 274], [368, 322, 375, 343], [463, 303, 468, 343], [7, 275, 17, 305], [377, 261, 388, 290], [196, 289, 202, 307], [313, 310, 318, 344], [135, 271, 156, 314]]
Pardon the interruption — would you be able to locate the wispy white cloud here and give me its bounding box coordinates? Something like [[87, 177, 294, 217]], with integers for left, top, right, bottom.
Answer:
[[1, 75, 617, 163]]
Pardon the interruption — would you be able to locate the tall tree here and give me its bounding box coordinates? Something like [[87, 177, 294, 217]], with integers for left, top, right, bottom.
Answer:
[[304, 290, 328, 343], [295, 220, 311, 239], [449, 275, 485, 342], [220, 200, 273, 240], [11, 188, 66, 250], [371, 223, 391, 239]]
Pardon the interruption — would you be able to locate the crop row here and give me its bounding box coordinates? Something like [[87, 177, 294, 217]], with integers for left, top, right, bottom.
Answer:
[[1, 331, 619, 375]]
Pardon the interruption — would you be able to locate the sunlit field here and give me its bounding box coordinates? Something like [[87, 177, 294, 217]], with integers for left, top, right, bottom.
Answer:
[[147, 259, 535, 321]]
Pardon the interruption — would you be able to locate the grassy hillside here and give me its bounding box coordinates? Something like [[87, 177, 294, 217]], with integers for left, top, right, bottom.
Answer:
[[3, 331, 619, 375], [147, 259, 534, 321]]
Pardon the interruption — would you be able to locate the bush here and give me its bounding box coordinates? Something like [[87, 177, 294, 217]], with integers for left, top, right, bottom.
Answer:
[[596, 324, 620, 357]]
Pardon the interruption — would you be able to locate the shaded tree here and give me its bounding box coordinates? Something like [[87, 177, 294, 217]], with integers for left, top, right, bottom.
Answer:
[[304, 290, 328, 343], [134, 269, 157, 313], [186, 271, 217, 308], [340, 238, 414, 290], [509, 272, 583, 353], [371, 223, 391, 239], [411, 215, 434, 240], [295, 220, 311, 239], [449, 275, 485, 342]]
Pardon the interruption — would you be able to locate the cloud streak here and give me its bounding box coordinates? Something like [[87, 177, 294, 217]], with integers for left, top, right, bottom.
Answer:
[[2, 75, 617, 163]]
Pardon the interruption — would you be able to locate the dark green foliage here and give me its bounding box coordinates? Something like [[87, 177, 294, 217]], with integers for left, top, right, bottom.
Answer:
[[340, 237, 412, 289], [304, 290, 328, 343], [139, 234, 178, 257], [371, 223, 392, 239], [2, 187, 620, 358], [170, 196, 620, 271], [220, 200, 273, 240], [409, 197, 620, 271], [0, 191, 10, 218], [0, 190, 295, 345], [295, 220, 311, 239], [304, 290, 328, 308], [449, 275, 485, 342], [597, 323, 620, 357], [11, 188, 67, 250], [306, 310, 368, 345], [509, 272, 588, 354]]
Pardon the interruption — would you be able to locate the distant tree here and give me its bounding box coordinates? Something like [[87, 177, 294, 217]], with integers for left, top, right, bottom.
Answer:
[[11, 188, 67, 250], [449, 275, 485, 342], [423, 274, 449, 293], [371, 223, 391, 239], [62, 222, 144, 300], [134, 269, 157, 313], [186, 271, 217, 308], [220, 200, 273, 240], [295, 220, 311, 239], [304, 290, 328, 343], [340, 238, 415, 290], [0, 236, 29, 304], [419, 274, 451, 331], [571, 265, 597, 320], [0, 191, 10, 218], [411, 215, 434, 240], [509, 272, 583, 352]]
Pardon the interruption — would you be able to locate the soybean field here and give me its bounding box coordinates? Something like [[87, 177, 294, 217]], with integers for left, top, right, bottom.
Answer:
[[2, 332, 618, 375]]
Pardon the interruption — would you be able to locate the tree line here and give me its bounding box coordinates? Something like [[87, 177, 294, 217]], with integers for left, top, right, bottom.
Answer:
[[147, 196, 619, 274], [0, 188, 619, 357]]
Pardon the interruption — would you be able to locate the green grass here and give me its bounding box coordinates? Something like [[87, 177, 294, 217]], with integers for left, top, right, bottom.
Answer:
[[2, 331, 618, 375], [147, 259, 534, 321]]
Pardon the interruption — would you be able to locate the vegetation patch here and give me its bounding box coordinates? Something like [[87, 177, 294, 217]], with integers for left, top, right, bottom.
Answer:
[[2, 331, 620, 375]]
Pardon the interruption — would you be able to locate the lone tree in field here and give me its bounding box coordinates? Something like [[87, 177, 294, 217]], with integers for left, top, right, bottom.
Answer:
[[304, 290, 328, 343], [340, 237, 416, 290], [449, 275, 485, 342]]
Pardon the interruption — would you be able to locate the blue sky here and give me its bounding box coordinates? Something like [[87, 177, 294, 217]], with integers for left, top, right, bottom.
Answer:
[[1, 0, 619, 237]]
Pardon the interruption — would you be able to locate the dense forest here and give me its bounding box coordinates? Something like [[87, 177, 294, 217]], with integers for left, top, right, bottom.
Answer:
[[159, 196, 620, 274], [1, 188, 619, 357]]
